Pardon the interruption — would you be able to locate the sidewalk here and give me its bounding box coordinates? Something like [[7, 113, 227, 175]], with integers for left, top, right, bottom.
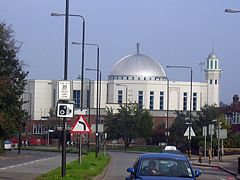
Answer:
[[191, 155, 240, 179]]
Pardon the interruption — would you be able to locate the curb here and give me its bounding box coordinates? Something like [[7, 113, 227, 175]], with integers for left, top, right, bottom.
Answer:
[[93, 155, 112, 180], [192, 162, 240, 179]]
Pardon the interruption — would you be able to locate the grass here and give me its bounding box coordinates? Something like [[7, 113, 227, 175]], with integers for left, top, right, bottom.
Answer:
[[35, 152, 110, 180]]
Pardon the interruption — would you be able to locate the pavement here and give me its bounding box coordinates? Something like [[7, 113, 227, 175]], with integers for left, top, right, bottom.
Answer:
[[191, 154, 240, 179]]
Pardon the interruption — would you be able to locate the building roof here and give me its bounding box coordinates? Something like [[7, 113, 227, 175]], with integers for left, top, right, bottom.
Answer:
[[110, 53, 166, 78]]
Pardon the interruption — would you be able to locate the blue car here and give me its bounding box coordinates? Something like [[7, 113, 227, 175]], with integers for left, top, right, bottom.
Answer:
[[126, 153, 201, 180]]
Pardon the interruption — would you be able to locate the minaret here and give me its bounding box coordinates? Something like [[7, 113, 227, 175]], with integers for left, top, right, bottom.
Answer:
[[204, 50, 222, 106]]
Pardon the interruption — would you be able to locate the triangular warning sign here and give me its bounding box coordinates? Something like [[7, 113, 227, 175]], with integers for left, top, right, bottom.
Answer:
[[184, 126, 196, 137], [71, 115, 92, 134]]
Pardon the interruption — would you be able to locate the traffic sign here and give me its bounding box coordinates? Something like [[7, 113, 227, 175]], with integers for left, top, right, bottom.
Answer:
[[71, 115, 92, 134], [57, 103, 74, 118], [58, 80, 71, 100], [216, 129, 227, 139], [184, 126, 196, 137]]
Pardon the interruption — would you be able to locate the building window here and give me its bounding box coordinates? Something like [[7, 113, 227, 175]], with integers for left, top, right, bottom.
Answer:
[[144, 77, 146, 80], [33, 125, 46, 135], [138, 91, 143, 110], [149, 91, 154, 110], [210, 79, 213, 84], [138, 77, 140, 80], [73, 90, 80, 109], [53, 89, 56, 107], [159, 91, 164, 110], [87, 90, 90, 108], [126, 76, 129, 80], [215, 60, 218, 69], [210, 60, 213, 69], [193, 92, 197, 111], [118, 90, 122, 104], [215, 79, 218, 85], [183, 92, 187, 111], [132, 77, 134, 80]]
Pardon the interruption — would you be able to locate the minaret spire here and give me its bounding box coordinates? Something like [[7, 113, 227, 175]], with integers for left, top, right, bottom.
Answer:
[[137, 42, 140, 54]]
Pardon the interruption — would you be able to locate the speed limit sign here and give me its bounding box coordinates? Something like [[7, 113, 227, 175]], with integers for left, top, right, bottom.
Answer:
[[58, 80, 71, 100]]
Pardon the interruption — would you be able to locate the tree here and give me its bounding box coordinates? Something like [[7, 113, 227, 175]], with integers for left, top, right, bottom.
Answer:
[[168, 111, 188, 150], [0, 21, 28, 153], [104, 104, 153, 151]]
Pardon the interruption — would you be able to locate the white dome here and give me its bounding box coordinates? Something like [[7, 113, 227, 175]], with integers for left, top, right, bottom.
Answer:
[[110, 53, 166, 78]]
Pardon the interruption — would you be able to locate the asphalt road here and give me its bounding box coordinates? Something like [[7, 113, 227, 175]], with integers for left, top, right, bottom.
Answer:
[[192, 165, 236, 180], [0, 150, 77, 180], [0, 150, 237, 180], [103, 151, 237, 180]]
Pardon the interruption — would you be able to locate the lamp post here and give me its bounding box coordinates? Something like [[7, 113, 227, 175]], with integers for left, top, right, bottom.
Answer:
[[51, 13, 85, 111], [116, 84, 128, 105], [72, 42, 100, 158], [50, 0, 70, 177], [86, 68, 101, 157], [166, 78, 169, 145], [166, 65, 193, 158], [212, 119, 221, 163], [225, 8, 240, 13]]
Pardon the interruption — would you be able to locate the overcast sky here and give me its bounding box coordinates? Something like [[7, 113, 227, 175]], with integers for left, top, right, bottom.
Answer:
[[1, 0, 240, 104]]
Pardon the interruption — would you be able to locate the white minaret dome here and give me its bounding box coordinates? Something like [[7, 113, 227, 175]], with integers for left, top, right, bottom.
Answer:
[[109, 43, 166, 79]]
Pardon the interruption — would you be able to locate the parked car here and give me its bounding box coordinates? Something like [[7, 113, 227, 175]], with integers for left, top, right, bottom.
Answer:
[[126, 153, 201, 180], [4, 140, 13, 151]]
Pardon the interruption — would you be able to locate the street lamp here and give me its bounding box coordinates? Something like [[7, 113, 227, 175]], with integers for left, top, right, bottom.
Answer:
[[51, 12, 85, 111], [225, 8, 240, 13], [166, 78, 169, 145], [86, 67, 101, 158], [116, 84, 128, 105], [166, 65, 193, 158], [50, 0, 70, 177], [72, 42, 100, 158]]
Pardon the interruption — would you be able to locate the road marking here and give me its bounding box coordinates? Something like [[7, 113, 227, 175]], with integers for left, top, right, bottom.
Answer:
[[0, 156, 60, 171]]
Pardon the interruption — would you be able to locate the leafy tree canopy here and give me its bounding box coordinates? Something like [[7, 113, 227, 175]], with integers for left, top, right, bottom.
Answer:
[[104, 104, 153, 150], [0, 21, 28, 142]]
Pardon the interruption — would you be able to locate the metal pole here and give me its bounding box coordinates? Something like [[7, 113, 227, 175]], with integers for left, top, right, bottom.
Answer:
[[80, 19, 85, 111], [189, 68, 192, 158], [126, 86, 128, 106], [218, 119, 220, 163], [61, 0, 69, 177], [166, 78, 169, 145], [204, 134, 206, 157], [95, 46, 99, 158], [166, 65, 192, 158], [98, 71, 101, 153]]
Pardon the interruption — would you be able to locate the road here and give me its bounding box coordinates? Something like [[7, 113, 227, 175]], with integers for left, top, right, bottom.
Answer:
[[0, 150, 237, 180], [0, 150, 77, 180], [192, 165, 236, 180], [103, 152, 237, 180]]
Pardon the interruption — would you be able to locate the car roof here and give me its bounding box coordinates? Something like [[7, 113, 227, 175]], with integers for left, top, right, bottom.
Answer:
[[139, 153, 187, 161]]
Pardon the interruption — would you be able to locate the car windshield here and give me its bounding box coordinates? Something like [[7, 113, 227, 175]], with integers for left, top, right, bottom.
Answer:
[[139, 158, 193, 177]]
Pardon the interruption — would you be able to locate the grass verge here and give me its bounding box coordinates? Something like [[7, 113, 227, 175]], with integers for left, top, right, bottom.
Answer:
[[35, 152, 110, 180]]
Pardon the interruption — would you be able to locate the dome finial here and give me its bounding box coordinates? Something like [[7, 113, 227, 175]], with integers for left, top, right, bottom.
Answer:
[[137, 43, 140, 54]]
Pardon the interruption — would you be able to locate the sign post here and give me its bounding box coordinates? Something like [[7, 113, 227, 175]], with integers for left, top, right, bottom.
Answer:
[[203, 126, 207, 157], [71, 115, 92, 164]]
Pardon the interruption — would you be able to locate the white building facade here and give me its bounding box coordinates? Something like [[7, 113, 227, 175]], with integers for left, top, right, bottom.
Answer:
[[23, 47, 221, 121]]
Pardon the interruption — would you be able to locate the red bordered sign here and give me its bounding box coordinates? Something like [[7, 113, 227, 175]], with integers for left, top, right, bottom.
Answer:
[[71, 115, 92, 134]]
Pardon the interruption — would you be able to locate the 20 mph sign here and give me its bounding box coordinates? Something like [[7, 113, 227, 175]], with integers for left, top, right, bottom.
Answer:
[[58, 80, 71, 100]]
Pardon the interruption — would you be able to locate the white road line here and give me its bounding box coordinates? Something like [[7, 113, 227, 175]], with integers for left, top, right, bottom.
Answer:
[[0, 156, 60, 171]]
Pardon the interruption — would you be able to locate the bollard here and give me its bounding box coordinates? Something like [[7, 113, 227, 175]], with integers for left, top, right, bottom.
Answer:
[[209, 154, 211, 165], [198, 152, 202, 163], [238, 157, 240, 174]]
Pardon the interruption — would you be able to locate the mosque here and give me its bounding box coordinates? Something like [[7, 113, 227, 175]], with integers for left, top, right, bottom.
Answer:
[[22, 44, 222, 145]]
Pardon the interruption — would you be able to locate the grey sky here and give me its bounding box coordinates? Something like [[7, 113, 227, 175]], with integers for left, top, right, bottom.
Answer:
[[1, 0, 240, 104]]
